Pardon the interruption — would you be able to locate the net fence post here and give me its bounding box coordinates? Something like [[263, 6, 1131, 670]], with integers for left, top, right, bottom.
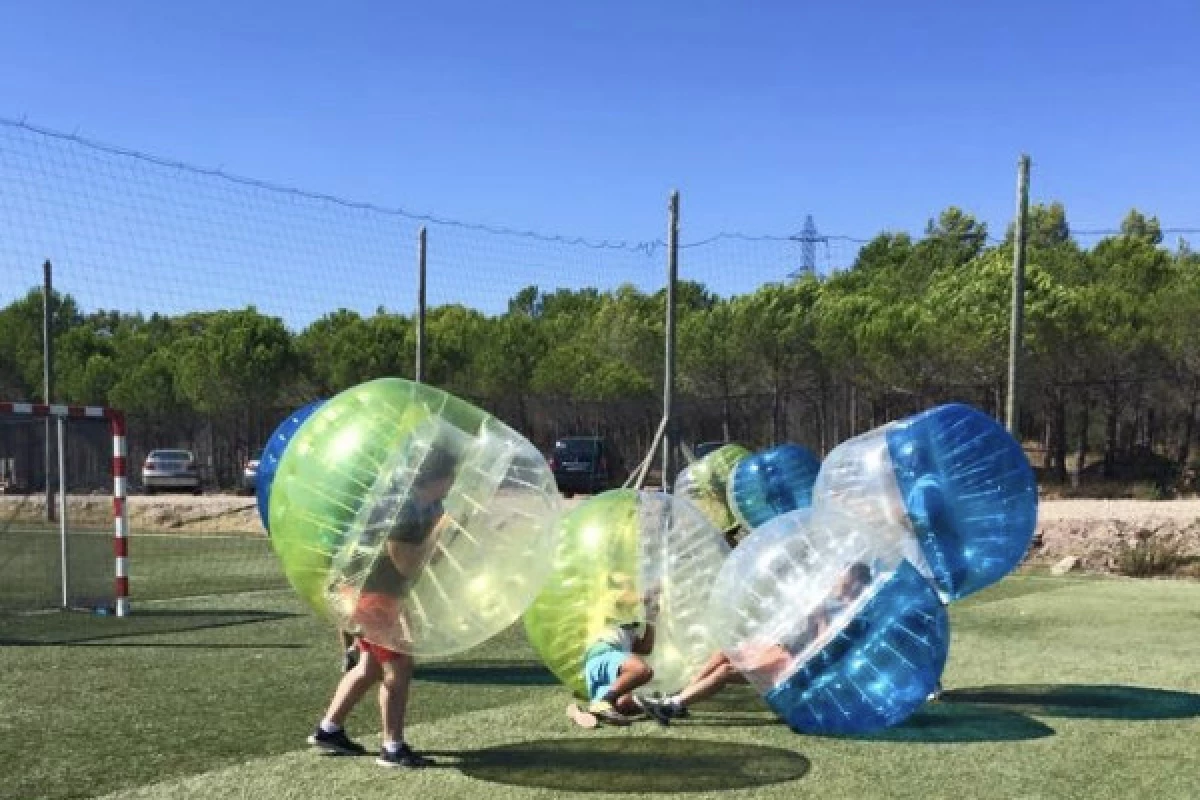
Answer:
[[57, 414, 69, 608], [416, 226, 427, 383], [1006, 154, 1031, 436], [43, 260, 55, 522], [661, 190, 679, 491], [111, 410, 130, 617]]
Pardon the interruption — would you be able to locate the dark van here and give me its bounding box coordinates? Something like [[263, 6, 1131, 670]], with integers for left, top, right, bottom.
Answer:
[[550, 436, 623, 497]]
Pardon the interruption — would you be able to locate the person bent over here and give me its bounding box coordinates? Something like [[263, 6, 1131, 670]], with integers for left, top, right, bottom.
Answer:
[[567, 578, 662, 728]]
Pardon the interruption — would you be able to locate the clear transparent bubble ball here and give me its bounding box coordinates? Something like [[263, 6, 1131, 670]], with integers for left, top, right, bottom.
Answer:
[[813, 403, 1038, 601], [268, 378, 562, 658], [708, 508, 948, 735], [524, 489, 730, 698]]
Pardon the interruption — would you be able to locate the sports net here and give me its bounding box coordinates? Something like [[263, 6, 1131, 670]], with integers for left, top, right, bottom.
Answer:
[[0, 413, 113, 611]]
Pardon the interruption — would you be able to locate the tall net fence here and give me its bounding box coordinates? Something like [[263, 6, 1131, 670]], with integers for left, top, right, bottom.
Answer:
[[2, 118, 1199, 609]]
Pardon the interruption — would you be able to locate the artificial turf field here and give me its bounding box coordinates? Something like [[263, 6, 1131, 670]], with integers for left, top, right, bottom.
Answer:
[[2, 550, 1198, 800]]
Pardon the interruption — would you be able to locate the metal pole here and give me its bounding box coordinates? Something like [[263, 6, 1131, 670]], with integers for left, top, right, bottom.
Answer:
[[43, 260, 55, 521], [415, 227, 427, 383], [1006, 155, 1031, 435], [661, 191, 679, 491], [57, 415, 69, 609]]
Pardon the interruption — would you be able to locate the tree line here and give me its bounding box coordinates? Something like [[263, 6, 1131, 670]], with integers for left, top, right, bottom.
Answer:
[[1, 204, 1197, 492]]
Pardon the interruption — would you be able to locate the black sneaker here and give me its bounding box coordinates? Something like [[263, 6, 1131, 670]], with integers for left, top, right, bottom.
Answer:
[[377, 743, 435, 769], [633, 694, 672, 726], [307, 727, 367, 756], [342, 646, 360, 673]]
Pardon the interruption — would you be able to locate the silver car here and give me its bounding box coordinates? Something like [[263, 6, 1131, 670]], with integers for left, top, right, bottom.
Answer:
[[142, 449, 202, 495]]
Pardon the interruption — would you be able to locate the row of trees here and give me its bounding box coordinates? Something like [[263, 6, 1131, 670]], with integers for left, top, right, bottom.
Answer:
[[2, 205, 1197, 490]]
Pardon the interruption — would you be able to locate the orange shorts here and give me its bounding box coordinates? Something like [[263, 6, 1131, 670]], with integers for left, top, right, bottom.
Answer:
[[346, 591, 406, 662], [356, 636, 406, 664]]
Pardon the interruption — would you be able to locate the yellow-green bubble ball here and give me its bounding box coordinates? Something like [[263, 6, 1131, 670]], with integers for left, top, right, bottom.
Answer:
[[269, 377, 562, 657], [674, 443, 751, 533], [524, 489, 730, 698]]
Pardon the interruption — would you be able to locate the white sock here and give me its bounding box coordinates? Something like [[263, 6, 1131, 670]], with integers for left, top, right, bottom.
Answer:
[[319, 720, 342, 734], [383, 740, 403, 754], [667, 695, 684, 710]]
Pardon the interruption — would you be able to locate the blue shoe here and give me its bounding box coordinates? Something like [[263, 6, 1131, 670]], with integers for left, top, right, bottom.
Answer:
[[307, 727, 367, 756], [377, 743, 434, 768]]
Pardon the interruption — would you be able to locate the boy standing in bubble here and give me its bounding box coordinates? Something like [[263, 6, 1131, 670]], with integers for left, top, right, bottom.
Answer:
[[307, 447, 458, 768]]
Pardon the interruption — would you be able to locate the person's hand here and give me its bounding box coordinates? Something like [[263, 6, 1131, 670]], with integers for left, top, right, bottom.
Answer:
[[643, 589, 663, 621]]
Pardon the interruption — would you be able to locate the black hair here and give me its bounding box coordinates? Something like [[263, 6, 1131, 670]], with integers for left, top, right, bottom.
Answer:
[[414, 446, 458, 488], [846, 562, 872, 586]]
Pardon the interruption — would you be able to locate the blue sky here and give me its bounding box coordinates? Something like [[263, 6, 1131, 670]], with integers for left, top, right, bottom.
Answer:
[[1, 0, 1198, 321]]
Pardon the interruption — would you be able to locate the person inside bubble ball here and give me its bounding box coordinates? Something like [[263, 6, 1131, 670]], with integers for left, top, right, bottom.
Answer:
[[638, 562, 873, 723], [566, 574, 663, 728], [308, 446, 458, 769]]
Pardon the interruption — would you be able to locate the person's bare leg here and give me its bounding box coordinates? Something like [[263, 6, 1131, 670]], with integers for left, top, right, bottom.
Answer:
[[689, 651, 732, 685], [602, 657, 653, 715], [379, 654, 416, 746], [323, 649, 382, 727], [678, 662, 744, 707]]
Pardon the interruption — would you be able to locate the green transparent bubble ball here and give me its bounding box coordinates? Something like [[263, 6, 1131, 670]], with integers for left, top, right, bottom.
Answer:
[[674, 443, 751, 533], [269, 377, 562, 658], [524, 489, 730, 698]]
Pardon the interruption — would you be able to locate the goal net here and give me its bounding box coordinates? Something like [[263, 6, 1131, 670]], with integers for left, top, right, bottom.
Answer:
[[0, 403, 127, 615]]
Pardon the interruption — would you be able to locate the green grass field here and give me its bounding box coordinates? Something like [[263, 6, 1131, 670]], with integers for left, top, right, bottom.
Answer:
[[2, 547, 1198, 800]]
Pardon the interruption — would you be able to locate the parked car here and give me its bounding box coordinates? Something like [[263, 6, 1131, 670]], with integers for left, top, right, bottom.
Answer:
[[241, 450, 263, 495], [142, 449, 202, 495], [550, 436, 623, 498]]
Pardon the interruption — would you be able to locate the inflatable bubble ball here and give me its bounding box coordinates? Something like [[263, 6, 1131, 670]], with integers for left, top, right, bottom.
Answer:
[[707, 507, 949, 735], [524, 489, 731, 699], [255, 399, 325, 532], [727, 443, 821, 530], [673, 443, 751, 534], [812, 403, 1038, 602], [268, 377, 562, 658]]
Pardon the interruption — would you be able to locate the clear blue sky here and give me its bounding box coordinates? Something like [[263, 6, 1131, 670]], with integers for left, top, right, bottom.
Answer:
[[1, 0, 1198, 320]]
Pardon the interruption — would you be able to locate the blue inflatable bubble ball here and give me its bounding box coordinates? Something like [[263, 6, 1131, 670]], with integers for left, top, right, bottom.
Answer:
[[256, 399, 326, 532], [707, 508, 949, 736], [727, 443, 822, 530], [814, 403, 1038, 602]]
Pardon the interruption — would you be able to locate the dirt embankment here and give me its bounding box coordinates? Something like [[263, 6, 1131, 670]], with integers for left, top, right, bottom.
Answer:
[[1, 494, 265, 535], [4, 494, 1199, 576], [1025, 498, 1200, 576]]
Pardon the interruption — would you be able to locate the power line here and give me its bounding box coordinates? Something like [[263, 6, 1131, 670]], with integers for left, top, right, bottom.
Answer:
[[1, 115, 1197, 258]]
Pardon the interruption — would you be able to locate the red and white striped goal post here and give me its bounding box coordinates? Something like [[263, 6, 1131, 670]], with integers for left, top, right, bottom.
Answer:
[[0, 401, 130, 617]]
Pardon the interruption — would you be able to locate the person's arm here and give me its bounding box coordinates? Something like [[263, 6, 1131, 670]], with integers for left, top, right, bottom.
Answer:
[[632, 623, 656, 655], [386, 512, 447, 579], [632, 590, 661, 654]]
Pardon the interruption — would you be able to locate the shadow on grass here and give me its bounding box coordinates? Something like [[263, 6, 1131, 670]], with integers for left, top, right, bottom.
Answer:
[[441, 737, 810, 794], [850, 702, 1055, 743], [0, 609, 301, 646], [941, 684, 1200, 721], [416, 661, 560, 686]]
